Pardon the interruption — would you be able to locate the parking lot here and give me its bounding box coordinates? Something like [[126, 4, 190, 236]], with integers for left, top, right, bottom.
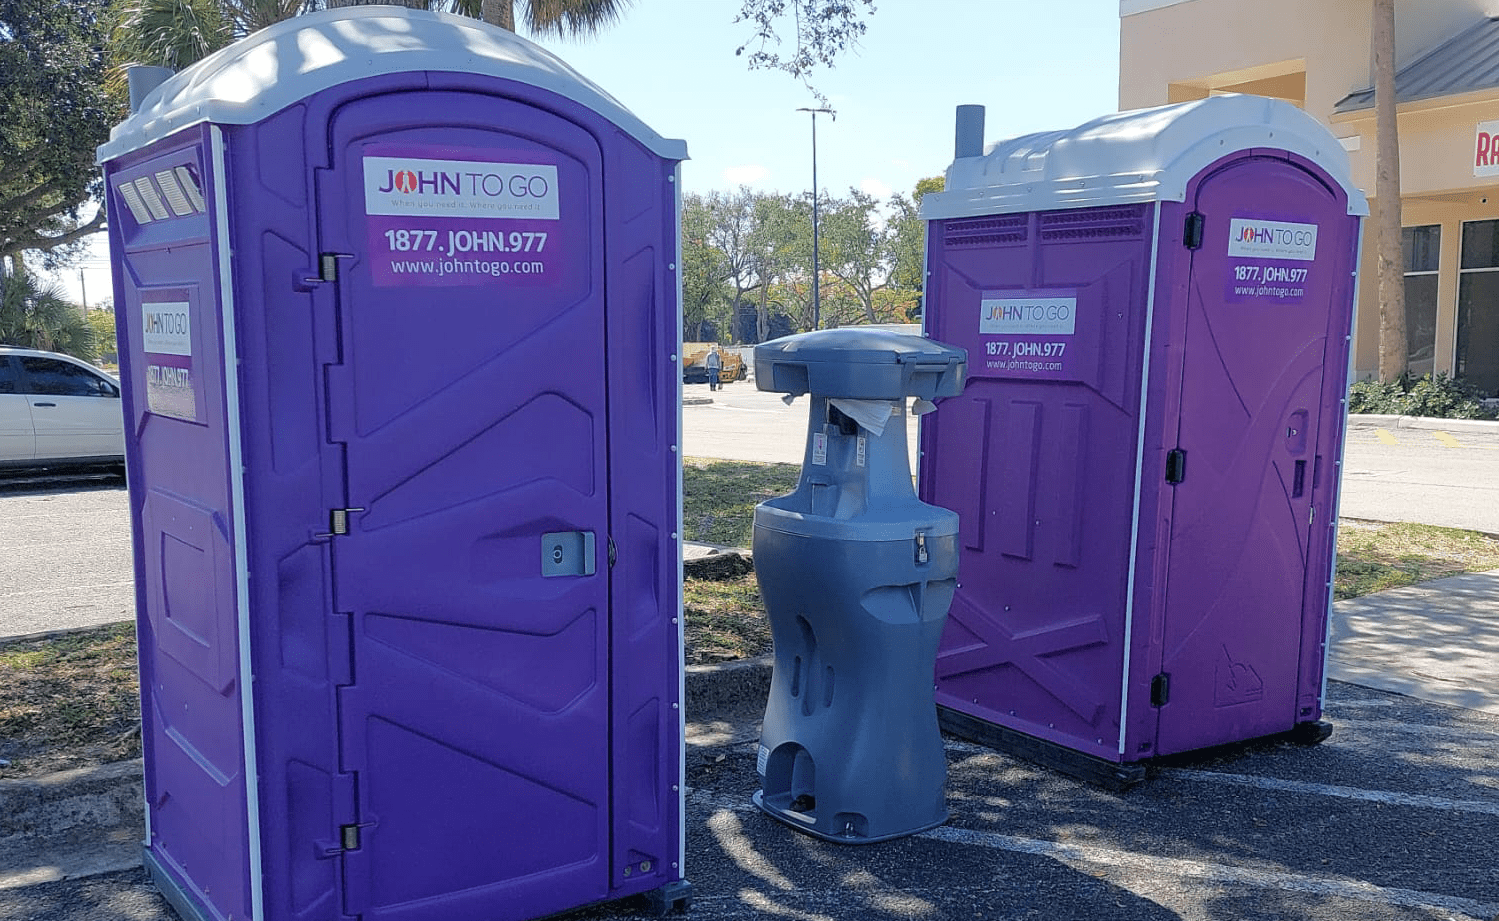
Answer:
[[3, 678, 1496, 921], [659, 682, 1499, 921]]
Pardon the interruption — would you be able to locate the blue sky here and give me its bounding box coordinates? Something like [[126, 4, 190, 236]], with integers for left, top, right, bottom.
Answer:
[[547, 0, 1122, 199], [57, 0, 1122, 305]]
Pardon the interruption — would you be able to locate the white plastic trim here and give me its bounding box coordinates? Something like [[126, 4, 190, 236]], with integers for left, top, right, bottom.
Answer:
[[212, 126, 265, 921], [1118, 203, 1164, 756], [99, 7, 686, 163], [671, 162, 687, 878], [1322, 221, 1366, 706], [922, 95, 1369, 220]]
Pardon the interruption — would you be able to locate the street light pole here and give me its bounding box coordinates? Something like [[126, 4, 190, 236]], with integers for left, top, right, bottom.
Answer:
[[797, 106, 833, 330]]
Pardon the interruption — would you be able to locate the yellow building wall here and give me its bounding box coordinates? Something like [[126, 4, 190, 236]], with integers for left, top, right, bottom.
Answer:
[[1120, 0, 1499, 383]]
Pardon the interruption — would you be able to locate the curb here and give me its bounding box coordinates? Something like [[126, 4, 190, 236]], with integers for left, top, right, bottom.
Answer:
[[0, 759, 146, 889], [0, 657, 775, 890], [685, 655, 773, 721], [1347, 413, 1499, 434]]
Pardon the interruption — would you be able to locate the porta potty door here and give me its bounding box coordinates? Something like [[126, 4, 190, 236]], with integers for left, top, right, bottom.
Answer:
[[316, 90, 613, 920], [1151, 154, 1356, 756]]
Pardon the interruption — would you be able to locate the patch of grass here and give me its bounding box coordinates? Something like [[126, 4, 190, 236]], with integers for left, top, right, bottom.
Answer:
[[0, 622, 141, 778], [683, 573, 771, 665], [682, 458, 799, 548], [1334, 521, 1499, 600], [6, 468, 1498, 780]]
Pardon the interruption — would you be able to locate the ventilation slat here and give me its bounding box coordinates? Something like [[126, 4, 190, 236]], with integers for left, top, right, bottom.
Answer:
[[945, 214, 1028, 247], [1038, 206, 1145, 241]]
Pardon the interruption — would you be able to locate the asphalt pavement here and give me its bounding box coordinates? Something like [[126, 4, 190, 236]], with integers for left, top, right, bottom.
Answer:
[[0, 477, 133, 641], [4, 679, 1497, 921]]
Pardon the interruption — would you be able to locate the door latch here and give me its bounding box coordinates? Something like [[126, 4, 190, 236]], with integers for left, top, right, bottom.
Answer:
[[1165, 449, 1187, 485], [1150, 672, 1171, 707], [1183, 212, 1205, 250]]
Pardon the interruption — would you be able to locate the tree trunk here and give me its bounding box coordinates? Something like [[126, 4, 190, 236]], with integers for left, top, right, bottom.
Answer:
[[482, 0, 515, 29], [1374, 0, 1406, 381], [756, 284, 770, 343]]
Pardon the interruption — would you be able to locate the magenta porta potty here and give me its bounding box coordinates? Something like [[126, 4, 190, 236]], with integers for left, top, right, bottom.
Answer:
[[97, 9, 689, 921], [917, 95, 1367, 789]]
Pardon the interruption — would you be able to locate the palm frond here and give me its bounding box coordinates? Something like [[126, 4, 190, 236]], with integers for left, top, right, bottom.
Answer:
[[524, 0, 631, 39]]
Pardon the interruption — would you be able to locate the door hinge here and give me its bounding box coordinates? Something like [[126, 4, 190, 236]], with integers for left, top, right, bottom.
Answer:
[[1150, 672, 1171, 707], [1165, 448, 1187, 485], [1183, 212, 1205, 250], [303, 252, 353, 284], [608, 536, 617, 569], [318, 822, 364, 858], [317, 507, 365, 538]]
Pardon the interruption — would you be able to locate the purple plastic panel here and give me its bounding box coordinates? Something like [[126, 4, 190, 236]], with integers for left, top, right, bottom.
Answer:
[[1143, 153, 1358, 756], [922, 206, 1156, 762], [105, 125, 252, 921], [219, 73, 682, 921], [922, 152, 1358, 765]]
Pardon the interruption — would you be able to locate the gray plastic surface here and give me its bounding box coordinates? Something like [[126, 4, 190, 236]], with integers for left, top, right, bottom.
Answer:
[[752, 329, 965, 843], [754, 328, 966, 401]]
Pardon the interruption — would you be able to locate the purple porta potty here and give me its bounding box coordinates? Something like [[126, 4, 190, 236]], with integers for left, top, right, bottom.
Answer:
[[918, 95, 1367, 789], [97, 9, 689, 921]]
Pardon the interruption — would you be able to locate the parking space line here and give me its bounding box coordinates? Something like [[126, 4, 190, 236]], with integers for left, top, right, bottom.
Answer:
[[1332, 717, 1499, 740], [928, 825, 1498, 920], [1162, 768, 1499, 816], [0, 581, 135, 599], [1374, 428, 1399, 445], [1327, 697, 1397, 707], [687, 790, 1497, 919], [1433, 431, 1463, 448]]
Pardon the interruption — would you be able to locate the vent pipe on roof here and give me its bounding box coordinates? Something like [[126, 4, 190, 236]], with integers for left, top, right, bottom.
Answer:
[[128, 66, 175, 114], [955, 105, 985, 159]]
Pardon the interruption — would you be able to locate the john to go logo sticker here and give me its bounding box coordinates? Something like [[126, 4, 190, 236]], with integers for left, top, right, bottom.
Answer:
[[1227, 218, 1318, 262]]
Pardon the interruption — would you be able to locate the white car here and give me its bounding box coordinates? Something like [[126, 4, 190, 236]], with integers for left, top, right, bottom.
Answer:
[[0, 346, 126, 472]]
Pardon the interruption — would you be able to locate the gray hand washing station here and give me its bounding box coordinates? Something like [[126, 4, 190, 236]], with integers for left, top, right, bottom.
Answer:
[[750, 328, 967, 843]]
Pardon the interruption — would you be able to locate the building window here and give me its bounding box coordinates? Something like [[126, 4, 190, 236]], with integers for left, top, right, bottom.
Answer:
[[1458, 221, 1499, 396], [1402, 225, 1440, 377]]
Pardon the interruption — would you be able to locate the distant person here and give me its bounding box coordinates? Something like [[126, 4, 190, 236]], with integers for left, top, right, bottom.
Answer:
[[705, 345, 723, 391]]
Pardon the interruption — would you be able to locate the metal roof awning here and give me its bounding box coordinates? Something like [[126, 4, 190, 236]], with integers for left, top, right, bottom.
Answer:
[[1336, 15, 1499, 113]]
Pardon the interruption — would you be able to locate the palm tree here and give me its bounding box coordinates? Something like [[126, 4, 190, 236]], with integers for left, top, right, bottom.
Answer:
[[1373, 0, 1406, 381], [108, 0, 308, 79], [111, 0, 633, 77], [326, 0, 633, 35], [0, 272, 97, 361]]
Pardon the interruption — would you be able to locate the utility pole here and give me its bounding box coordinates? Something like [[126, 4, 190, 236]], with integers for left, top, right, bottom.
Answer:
[[79, 269, 88, 315], [796, 106, 834, 330]]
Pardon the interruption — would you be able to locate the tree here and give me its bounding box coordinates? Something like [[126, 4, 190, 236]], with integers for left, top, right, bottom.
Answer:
[[704, 187, 763, 337], [681, 192, 731, 341], [0, 272, 97, 360], [818, 188, 887, 324], [1373, 0, 1406, 381], [0, 0, 124, 271], [735, 0, 875, 102], [748, 193, 813, 337], [108, 0, 305, 78], [887, 177, 942, 288], [87, 306, 118, 365]]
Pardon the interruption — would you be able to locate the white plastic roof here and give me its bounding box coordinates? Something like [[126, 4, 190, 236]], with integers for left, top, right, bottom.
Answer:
[[921, 94, 1368, 221], [98, 7, 687, 163]]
